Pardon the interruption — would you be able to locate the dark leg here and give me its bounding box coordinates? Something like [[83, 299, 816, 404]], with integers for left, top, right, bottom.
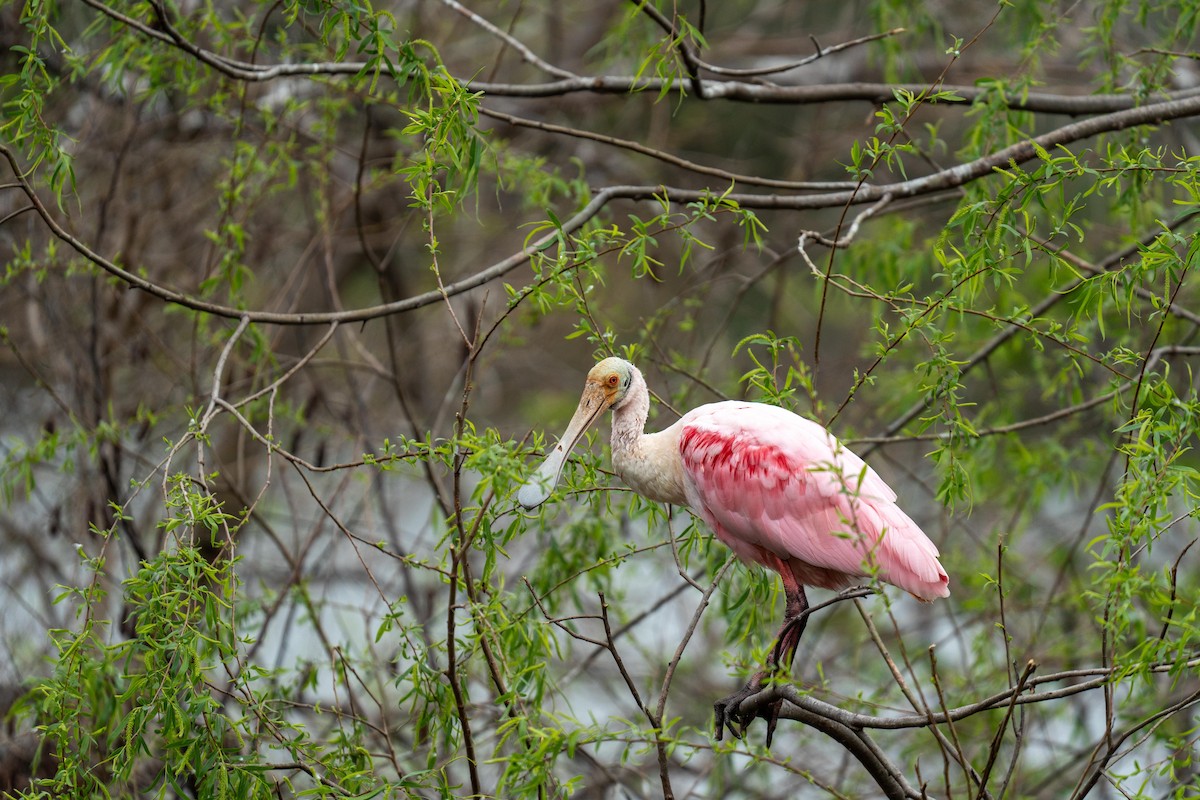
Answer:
[[714, 571, 810, 746], [769, 578, 810, 672]]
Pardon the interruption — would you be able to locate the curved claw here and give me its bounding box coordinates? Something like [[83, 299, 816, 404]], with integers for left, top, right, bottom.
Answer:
[[713, 673, 784, 747], [712, 690, 746, 742]]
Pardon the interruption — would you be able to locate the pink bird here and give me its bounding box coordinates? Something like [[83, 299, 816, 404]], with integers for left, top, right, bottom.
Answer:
[[518, 357, 949, 742]]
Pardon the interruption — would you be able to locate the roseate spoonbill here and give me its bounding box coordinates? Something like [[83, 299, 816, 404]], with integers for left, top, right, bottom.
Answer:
[[518, 357, 949, 743]]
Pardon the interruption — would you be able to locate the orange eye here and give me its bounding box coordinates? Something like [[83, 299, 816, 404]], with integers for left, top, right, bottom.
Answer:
[[607, 375, 619, 386]]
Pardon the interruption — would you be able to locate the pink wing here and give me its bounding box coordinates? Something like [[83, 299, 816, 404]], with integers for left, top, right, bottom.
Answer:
[[677, 402, 949, 600]]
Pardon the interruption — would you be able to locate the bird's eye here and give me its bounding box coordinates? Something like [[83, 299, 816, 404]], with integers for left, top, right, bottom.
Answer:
[[607, 375, 619, 387]]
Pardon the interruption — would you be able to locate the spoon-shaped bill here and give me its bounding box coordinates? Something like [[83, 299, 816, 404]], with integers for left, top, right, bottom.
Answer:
[[517, 384, 611, 510], [516, 448, 569, 509]]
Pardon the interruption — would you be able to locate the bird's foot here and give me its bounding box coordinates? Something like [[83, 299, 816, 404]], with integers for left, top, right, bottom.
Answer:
[[713, 672, 783, 747]]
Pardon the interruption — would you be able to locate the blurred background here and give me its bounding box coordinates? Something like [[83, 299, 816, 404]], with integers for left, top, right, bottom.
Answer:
[[2, 1, 1199, 797]]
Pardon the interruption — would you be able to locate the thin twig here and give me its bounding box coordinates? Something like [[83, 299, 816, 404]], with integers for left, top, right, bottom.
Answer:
[[480, 105, 860, 191], [692, 28, 907, 78], [929, 647, 970, 800], [652, 555, 736, 800], [438, 0, 577, 79], [797, 194, 893, 259], [975, 660, 1037, 797]]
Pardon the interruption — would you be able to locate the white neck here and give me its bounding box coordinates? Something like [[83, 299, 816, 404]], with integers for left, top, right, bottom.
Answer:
[[610, 366, 650, 455], [608, 366, 686, 505]]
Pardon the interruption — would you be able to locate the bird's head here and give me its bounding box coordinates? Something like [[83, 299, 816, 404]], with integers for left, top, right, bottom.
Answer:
[[586, 357, 635, 409], [517, 357, 637, 509]]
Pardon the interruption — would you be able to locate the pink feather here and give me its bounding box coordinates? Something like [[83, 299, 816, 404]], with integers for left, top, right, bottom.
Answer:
[[678, 402, 949, 601]]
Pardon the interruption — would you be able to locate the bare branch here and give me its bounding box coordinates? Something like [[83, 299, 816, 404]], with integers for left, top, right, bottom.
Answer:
[[693, 28, 907, 78], [480, 105, 861, 191], [797, 194, 894, 260], [747, 655, 1200, 731], [733, 686, 922, 800], [597, 91, 1200, 211], [437, 0, 577, 80], [976, 660, 1037, 792]]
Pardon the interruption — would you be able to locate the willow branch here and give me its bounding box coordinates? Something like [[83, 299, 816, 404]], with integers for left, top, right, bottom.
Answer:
[[859, 212, 1200, 455], [8, 78, 1200, 329], [79, 0, 1200, 115], [0, 141, 615, 325]]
